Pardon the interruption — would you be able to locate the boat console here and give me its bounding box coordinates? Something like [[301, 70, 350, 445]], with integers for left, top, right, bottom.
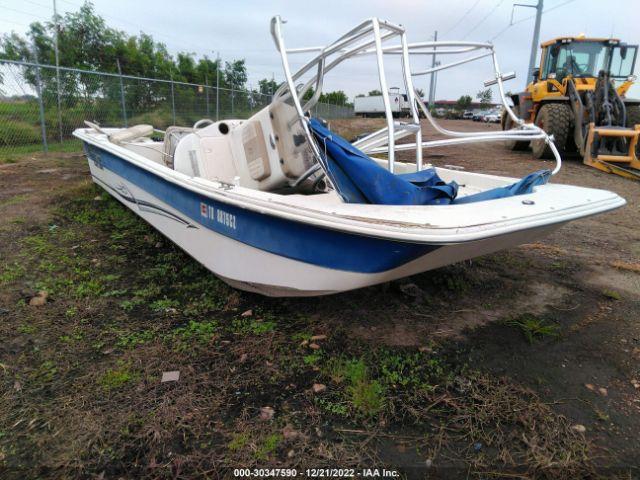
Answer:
[[170, 101, 321, 193]]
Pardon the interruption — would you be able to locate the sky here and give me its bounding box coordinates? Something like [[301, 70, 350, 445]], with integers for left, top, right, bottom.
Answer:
[[1, 0, 639, 101]]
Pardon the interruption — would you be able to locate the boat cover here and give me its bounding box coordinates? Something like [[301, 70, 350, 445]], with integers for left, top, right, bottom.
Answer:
[[309, 118, 550, 205]]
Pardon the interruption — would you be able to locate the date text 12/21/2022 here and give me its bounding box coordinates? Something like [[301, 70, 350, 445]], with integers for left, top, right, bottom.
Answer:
[[233, 468, 400, 478]]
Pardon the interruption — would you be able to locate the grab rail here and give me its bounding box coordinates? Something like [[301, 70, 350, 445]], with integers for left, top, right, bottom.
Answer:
[[269, 15, 562, 185]]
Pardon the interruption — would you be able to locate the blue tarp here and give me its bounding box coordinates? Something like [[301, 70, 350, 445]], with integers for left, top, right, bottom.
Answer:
[[309, 118, 550, 206]]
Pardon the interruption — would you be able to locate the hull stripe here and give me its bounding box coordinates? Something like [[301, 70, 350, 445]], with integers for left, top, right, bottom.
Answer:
[[84, 143, 440, 273]]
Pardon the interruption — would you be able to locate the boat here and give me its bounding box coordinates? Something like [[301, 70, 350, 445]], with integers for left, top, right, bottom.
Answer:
[[73, 16, 626, 297]]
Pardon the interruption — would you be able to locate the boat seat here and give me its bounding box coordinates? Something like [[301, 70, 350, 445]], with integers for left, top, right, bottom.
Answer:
[[109, 124, 154, 145], [163, 126, 193, 168]]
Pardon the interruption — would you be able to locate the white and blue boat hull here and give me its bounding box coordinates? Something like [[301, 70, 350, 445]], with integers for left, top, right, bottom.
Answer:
[[82, 142, 564, 296]]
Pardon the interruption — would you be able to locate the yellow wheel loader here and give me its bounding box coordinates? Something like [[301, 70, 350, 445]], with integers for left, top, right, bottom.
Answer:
[[502, 36, 640, 180]]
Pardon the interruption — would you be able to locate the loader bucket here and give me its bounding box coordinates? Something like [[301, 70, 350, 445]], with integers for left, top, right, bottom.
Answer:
[[583, 122, 640, 181]]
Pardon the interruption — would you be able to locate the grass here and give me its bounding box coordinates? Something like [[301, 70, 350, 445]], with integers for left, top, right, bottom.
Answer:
[[116, 330, 157, 349], [99, 362, 138, 390], [0, 177, 599, 478], [231, 315, 277, 335], [31, 360, 58, 383], [0, 138, 82, 164], [602, 289, 622, 300], [166, 319, 219, 352], [255, 433, 281, 460], [0, 194, 28, 207], [504, 313, 560, 343], [0, 262, 26, 286], [228, 433, 250, 452]]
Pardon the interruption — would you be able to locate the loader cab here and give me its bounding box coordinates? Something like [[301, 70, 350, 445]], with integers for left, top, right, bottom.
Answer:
[[540, 38, 639, 80], [531, 38, 638, 100]]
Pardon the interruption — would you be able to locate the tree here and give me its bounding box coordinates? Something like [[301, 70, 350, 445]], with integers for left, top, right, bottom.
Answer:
[[0, 1, 260, 131], [476, 88, 492, 105], [195, 56, 220, 86], [257, 78, 279, 96], [320, 90, 348, 106], [0, 2, 244, 95], [224, 60, 247, 91], [456, 95, 473, 110], [286, 86, 351, 106], [368, 89, 382, 96]]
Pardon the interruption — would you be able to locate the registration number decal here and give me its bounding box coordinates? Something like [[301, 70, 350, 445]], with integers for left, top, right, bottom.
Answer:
[[200, 202, 237, 230]]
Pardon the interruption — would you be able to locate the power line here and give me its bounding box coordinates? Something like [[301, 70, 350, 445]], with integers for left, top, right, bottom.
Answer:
[[462, 0, 506, 40], [442, 0, 482, 37], [0, 17, 34, 28], [0, 3, 50, 21], [2, 0, 263, 66], [1, 0, 294, 84], [490, 0, 575, 41], [55, 0, 278, 58], [53, 0, 221, 58], [12, 0, 53, 10]]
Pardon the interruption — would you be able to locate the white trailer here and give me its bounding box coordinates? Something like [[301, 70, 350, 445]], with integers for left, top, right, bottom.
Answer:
[[354, 90, 410, 117]]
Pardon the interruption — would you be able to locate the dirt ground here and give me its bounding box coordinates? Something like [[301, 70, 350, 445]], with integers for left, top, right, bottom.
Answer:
[[1, 119, 639, 479]]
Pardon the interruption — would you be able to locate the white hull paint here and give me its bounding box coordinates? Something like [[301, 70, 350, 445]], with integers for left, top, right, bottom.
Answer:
[[90, 162, 562, 297]]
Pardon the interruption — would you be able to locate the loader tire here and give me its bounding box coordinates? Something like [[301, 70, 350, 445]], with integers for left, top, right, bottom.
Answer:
[[502, 106, 530, 151], [626, 104, 640, 157], [531, 103, 572, 159]]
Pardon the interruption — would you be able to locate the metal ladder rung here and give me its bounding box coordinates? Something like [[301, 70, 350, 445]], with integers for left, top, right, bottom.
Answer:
[[593, 128, 639, 138], [596, 154, 634, 162]]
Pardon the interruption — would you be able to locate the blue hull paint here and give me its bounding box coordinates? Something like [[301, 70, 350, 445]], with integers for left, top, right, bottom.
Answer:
[[84, 143, 440, 273]]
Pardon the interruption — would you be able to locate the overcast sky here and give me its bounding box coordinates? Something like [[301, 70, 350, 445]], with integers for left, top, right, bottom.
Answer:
[[1, 0, 639, 101]]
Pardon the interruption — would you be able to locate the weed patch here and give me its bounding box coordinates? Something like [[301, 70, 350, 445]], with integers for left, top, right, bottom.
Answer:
[[602, 289, 621, 300], [504, 313, 560, 343], [255, 433, 281, 460], [166, 319, 219, 352], [99, 362, 138, 390]]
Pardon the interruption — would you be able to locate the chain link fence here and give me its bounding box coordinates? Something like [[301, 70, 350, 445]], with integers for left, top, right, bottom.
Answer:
[[0, 59, 353, 160]]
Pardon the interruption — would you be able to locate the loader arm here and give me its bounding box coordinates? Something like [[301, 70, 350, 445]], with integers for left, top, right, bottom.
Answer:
[[582, 72, 640, 180], [566, 80, 587, 156]]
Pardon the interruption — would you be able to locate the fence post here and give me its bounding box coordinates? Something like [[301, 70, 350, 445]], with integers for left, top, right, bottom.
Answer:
[[170, 74, 176, 125], [215, 52, 220, 121], [116, 59, 127, 127], [32, 56, 48, 154], [204, 71, 210, 118]]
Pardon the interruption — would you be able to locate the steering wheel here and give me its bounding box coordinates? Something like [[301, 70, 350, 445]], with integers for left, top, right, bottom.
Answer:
[[292, 163, 326, 191], [575, 62, 588, 75], [193, 118, 215, 130]]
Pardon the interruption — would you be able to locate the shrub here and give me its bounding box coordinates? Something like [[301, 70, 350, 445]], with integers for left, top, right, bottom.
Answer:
[[128, 108, 177, 129], [0, 121, 41, 146]]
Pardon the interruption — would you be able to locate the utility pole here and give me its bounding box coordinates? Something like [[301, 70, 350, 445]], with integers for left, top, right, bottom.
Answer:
[[433, 61, 441, 104], [513, 0, 544, 86], [170, 71, 176, 125], [428, 30, 437, 107], [32, 45, 48, 154], [52, 0, 63, 142]]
